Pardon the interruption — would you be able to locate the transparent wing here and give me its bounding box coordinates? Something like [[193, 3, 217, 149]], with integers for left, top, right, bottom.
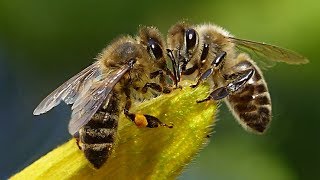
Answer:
[[68, 64, 131, 135], [33, 62, 101, 115], [227, 37, 309, 69]]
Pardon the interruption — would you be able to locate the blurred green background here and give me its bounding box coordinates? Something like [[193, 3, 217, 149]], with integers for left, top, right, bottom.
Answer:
[[0, 0, 319, 179]]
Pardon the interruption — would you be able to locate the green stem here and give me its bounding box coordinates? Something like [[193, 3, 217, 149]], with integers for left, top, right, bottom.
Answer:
[[11, 83, 216, 180]]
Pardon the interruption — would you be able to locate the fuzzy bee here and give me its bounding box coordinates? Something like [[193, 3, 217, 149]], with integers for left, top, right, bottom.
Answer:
[[33, 26, 174, 168], [166, 22, 308, 133]]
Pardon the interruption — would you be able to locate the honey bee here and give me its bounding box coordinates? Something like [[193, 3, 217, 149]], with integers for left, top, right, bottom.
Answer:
[[33, 26, 174, 168], [167, 22, 308, 133]]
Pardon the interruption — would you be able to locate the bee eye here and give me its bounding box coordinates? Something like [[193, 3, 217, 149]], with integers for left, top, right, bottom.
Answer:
[[147, 38, 163, 60], [185, 29, 197, 51]]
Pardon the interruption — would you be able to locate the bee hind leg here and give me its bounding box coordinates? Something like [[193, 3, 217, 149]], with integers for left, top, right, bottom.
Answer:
[[197, 68, 255, 103], [124, 86, 173, 128], [124, 108, 173, 129]]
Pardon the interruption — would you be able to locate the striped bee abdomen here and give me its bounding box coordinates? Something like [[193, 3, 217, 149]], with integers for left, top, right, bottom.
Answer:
[[79, 92, 120, 168], [226, 60, 272, 133]]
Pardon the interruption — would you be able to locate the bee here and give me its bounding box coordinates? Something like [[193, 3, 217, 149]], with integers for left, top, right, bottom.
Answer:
[[167, 22, 308, 133], [33, 26, 174, 168]]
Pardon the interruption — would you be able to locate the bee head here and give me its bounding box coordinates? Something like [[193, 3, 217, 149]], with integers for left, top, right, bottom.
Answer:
[[99, 38, 144, 71], [167, 22, 199, 58], [137, 26, 167, 69], [167, 22, 199, 78]]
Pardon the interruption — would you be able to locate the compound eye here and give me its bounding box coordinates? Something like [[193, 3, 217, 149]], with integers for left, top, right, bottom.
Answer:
[[147, 38, 163, 60], [185, 29, 197, 51]]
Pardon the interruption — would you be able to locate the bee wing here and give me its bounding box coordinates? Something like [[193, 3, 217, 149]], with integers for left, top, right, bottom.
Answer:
[[33, 62, 101, 115], [227, 37, 309, 69], [68, 64, 131, 135]]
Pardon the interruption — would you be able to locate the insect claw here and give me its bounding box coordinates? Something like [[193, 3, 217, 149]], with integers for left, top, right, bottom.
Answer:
[[196, 97, 211, 103], [162, 122, 174, 128]]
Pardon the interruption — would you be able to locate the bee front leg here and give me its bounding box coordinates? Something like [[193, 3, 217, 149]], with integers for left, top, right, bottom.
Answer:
[[140, 81, 173, 94], [141, 83, 162, 93], [182, 64, 199, 75], [123, 86, 173, 128], [191, 51, 227, 88], [149, 69, 174, 94], [197, 68, 255, 103]]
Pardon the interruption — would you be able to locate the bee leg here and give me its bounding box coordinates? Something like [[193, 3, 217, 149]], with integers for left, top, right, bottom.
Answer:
[[197, 68, 254, 103], [190, 68, 215, 88], [184, 43, 209, 77], [124, 87, 173, 128], [73, 132, 82, 150], [141, 83, 162, 93], [141, 80, 171, 94], [151, 67, 177, 88], [124, 109, 173, 128], [182, 64, 199, 75], [150, 70, 173, 93], [222, 72, 241, 81], [191, 51, 227, 88], [150, 70, 163, 79]]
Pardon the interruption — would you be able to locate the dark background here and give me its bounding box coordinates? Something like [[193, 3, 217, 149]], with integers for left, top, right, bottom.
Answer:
[[1, 0, 319, 179]]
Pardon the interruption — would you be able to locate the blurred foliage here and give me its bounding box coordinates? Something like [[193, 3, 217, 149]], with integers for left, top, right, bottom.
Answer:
[[0, 0, 319, 179]]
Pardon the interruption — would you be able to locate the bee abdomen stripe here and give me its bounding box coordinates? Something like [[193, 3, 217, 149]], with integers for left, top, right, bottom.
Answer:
[[258, 106, 271, 117], [254, 95, 271, 105], [83, 143, 113, 168], [255, 84, 267, 93], [229, 94, 253, 103], [239, 112, 259, 121], [239, 107, 271, 122], [85, 114, 119, 129], [82, 142, 113, 151], [234, 103, 257, 112], [81, 128, 116, 144], [247, 121, 269, 133], [242, 84, 255, 94], [239, 110, 270, 133], [252, 71, 262, 81]]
